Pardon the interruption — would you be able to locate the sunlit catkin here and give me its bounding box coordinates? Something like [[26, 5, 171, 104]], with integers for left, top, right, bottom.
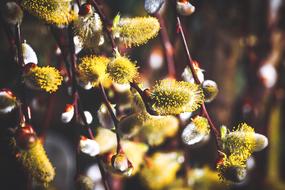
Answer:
[[107, 51, 138, 84], [113, 16, 160, 47], [21, 0, 77, 25], [150, 79, 204, 115], [24, 66, 63, 93], [78, 56, 110, 87], [18, 140, 55, 185]]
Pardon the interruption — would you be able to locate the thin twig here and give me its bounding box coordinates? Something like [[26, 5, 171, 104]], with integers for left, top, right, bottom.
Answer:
[[155, 13, 176, 78], [176, 16, 221, 149], [98, 82, 121, 153], [15, 23, 30, 124]]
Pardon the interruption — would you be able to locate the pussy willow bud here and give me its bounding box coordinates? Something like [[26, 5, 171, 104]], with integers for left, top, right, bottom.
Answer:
[[22, 42, 38, 65], [113, 16, 160, 47], [74, 10, 104, 48], [111, 152, 134, 176], [80, 136, 100, 157], [78, 56, 109, 87], [149, 79, 204, 115], [182, 62, 204, 83], [254, 133, 268, 151], [144, 0, 165, 14], [1, 2, 23, 25], [176, 1, 195, 16], [0, 89, 17, 114], [202, 80, 219, 103], [21, 0, 77, 25], [23, 65, 63, 93], [79, 111, 93, 125], [61, 104, 75, 123], [181, 116, 210, 145], [107, 51, 138, 84]]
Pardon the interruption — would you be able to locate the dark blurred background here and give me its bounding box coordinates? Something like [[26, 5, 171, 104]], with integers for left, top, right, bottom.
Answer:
[[0, 0, 285, 190]]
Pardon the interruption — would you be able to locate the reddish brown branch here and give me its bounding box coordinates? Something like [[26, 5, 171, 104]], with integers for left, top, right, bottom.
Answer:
[[176, 16, 221, 149], [155, 13, 176, 78]]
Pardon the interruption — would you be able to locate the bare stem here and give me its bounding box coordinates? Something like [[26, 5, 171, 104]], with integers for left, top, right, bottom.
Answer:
[[98, 82, 121, 153], [176, 16, 221, 149], [155, 13, 176, 78], [15, 23, 31, 124]]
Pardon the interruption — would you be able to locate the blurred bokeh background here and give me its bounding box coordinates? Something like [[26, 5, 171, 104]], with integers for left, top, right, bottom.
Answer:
[[0, 0, 285, 190]]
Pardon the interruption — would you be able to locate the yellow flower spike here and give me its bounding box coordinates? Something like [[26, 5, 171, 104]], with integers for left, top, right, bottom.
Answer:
[[18, 140, 55, 186], [78, 55, 110, 87], [216, 153, 248, 183], [140, 152, 184, 190], [24, 66, 63, 93], [217, 123, 266, 183], [224, 123, 255, 158], [139, 115, 179, 146], [21, 0, 77, 25], [113, 16, 160, 47], [107, 51, 138, 84], [150, 79, 204, 115]]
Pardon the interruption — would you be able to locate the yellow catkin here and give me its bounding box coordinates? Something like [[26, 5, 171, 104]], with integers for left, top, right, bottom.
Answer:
[[78, 56, 110, 87], [139, 115, 179, 146], [140, 152, 183, 190], [224, 123, 256, 160], [113, 16, 160, 47], [192, 116, 210, 135], [107, 53, 138, 84], [18, 140, 55, 185], [217, 123, 256, 181], [21, 0, 77, 25], [150, 79, 204, 115], [24, 66, 63, 93]]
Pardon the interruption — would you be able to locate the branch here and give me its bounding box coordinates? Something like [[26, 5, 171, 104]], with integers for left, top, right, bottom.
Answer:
[[176, 16, 221, 149], [155, 13, 176, 78]]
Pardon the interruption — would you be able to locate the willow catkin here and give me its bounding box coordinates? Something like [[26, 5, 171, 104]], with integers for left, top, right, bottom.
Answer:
[[107, 52, 138, 84], [23, 66, 63, 93], [21, 0, 77, 25], [113, 16, 160, 47], [18, 140, 55, 185], [150, 79, 204, 115]]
